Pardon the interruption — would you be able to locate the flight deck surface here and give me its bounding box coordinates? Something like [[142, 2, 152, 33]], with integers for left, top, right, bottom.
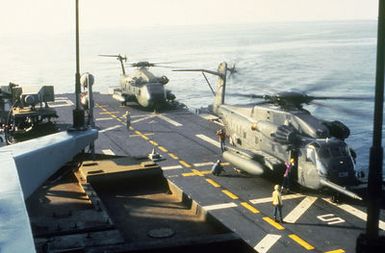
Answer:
[[53, 93, 385, 253]]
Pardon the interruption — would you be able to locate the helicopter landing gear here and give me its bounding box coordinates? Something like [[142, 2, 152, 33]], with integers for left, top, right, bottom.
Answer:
[[331, 193, 341, 204]]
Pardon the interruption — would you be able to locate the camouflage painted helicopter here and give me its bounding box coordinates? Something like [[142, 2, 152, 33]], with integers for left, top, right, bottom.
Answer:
[[100, 54, 176, 109], [176, 62, 367, 200]]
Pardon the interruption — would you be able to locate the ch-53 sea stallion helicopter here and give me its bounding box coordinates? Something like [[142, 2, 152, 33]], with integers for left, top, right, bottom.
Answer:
[[176, 62, 367, 200], [100, 54, 176, 109]]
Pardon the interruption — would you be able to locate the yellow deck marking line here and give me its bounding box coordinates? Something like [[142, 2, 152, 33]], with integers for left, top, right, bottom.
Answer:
[[142, 135, 150, 140], [111, 114, 123, 123], [262, 217, 285, 230], [179, 170, 212, 177], [324, 249, 345, 253], [192, 169, 204, 176], [129, 133, 154, 138], [169, 153, 179, 160], [99, 111, 119, 114], [222, 190, 239, 200], [179, 160, 191, 168], [241, 202, 260, 214], [288, 234, 315, 250], [206, 179, 221, 188], [158, 146, 168, 152], [149, 140, 158, 146], [182, 172, 195, 177]]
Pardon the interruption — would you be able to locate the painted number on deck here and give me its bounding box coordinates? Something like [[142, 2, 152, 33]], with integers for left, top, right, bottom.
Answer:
[[317, 214, 345, 225]]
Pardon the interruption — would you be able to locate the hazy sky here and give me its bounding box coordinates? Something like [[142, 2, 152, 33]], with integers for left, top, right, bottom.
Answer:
[[0, 0, 379, 34]]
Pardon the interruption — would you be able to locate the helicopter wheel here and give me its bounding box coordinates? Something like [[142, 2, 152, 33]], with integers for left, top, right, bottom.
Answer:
[[331, 194, 341, 203]]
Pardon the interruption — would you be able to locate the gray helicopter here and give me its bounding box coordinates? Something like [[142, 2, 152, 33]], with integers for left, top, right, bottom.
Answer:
[[100, 54, 176, 109], [176, 62, 366, 200]]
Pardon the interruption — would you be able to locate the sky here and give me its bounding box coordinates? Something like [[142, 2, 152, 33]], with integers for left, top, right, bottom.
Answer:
[[0, 0, 379, 34]]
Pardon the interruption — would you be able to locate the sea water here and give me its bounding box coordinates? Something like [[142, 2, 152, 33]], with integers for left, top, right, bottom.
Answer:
[[0, 20, 379, 173]]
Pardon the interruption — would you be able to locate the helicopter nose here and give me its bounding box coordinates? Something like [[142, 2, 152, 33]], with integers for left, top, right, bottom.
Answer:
[[326, 158, 356, 185]]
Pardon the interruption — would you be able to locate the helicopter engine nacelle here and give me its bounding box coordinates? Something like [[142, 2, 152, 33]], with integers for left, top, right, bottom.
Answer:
[[272, 125, 299, 145], [323, 120, 350, 140]]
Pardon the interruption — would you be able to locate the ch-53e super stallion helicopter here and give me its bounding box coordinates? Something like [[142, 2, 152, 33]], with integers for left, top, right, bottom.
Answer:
[[176, 62, 367, 200], [100, 54, 176, 109]]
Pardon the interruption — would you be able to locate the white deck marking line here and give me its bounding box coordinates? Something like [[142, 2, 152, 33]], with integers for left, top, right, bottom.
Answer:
[[203, 202, 238, 211], [131, 114, 154, 118], [193, 162, 230, 167], [54, 96, 69, 100], [284, 196, 317, 223], [99, 125, 122, 133], [249, 193, 304, 204], [161, 165, 183, 171], [196, 134, 220, 148], [95, 117, 113, 121], [323, 198, 385, 231], [132, 115, 156, 124], [193, 162, 214, 167], [101, 149, 115, 155], [157, 114, 183, 126], [212, 121, 224, 126], [254, 234, 281, 253]]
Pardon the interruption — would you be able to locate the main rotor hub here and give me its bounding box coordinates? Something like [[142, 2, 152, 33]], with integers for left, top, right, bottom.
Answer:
[[132, 61, 155, 68], [266, 91, 313, 108]]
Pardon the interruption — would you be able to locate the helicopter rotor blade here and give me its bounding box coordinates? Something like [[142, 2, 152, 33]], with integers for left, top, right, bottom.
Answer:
[[99, 54, 121, 58], [99, 54, 127, 61], [308, 95, 373, 102], [153, 64, 182, 69], [151, 60, 185, 65], [236, 101, 271, 107], [227, 92, 265, 99], [311, 101, 369, 118]]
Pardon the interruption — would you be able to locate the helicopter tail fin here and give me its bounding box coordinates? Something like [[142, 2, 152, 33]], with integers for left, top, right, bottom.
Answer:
[[172, 62, 228, 113], [213, 62, 228, 113]]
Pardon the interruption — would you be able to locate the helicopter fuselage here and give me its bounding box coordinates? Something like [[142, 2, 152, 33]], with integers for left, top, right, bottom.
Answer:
[[101, 55, 176, 109], [119, 67, 170, 108], [218, 103, 358, 191], [176, 61, 362, 199]]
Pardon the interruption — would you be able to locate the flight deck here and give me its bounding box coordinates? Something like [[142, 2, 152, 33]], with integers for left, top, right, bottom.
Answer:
[[51, 93, 385, 253]]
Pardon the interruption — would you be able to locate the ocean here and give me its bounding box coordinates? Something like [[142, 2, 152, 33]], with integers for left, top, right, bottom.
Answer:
[[0, 20, 380, 173]]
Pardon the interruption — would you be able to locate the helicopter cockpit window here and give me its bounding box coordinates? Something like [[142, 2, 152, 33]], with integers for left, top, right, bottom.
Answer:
[[306, 148, 316, 164], [318, 147, 330, 158], [329, 146, 348, 157]]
